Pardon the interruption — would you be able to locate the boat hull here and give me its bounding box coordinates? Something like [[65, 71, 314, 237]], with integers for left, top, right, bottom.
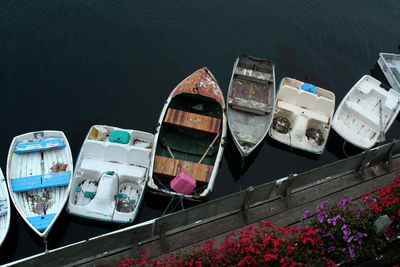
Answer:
[[0, 168, 10, 247], [332, 75, 400, 149], [378, 53, 400, 92], [227, 55, 276, 158], [269, 77, 335, 154], [148, 67, 227, 200], [6, 131, 73, 238], [67, 125, 154, 223]]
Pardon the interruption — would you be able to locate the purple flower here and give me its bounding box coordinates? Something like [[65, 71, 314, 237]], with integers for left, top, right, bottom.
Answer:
[[339, 198, 352, 210], [327, 215, 345, 226], [341, 224, 351, 240], [348, 246, 356, 258], [347, 236, 354, 243], [328, 246, 336, 253], [362, 195, 377, 203], [317, 213, 325, 223], [323, 233, 335, 239], [316, 200, 329, 213], [302, 210, 313, 219], [375, 255, 383, 260]]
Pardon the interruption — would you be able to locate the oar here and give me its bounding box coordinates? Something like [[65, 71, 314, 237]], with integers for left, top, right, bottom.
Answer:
[[162, 138, 174, 159], [198, 132, 221, 164]]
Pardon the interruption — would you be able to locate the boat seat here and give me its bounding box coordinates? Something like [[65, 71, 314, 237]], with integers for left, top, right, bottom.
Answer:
[[11, 171, 71, 193], [164, 108, 221, 135], [344, 101, 380, 128], [277, 100, 329, 124], [153, 155, 213, 183], [234, 67, 274, 83], [27, 213, 56, 232], [228, 96, 272, 115], [80, 158, 147, 179], [14, 136, 65, 153]]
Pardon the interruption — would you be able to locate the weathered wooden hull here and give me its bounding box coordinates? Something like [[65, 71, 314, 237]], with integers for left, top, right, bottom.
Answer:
[[6, 131, 73, 238], [269, 78, 335, 154], [0, 168, 10, 247], [332, 75, 400, 149], [227, 55, 276, 158], [148, 67, 227, 200], [378, 53, 400, 92], [67, 125, 154, 223]]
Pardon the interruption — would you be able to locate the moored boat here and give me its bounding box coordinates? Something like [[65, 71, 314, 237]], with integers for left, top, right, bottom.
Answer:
[[67, 125, 154, 223], [332, 75, 400, 149], [148, 67, 227, 200], [227, 55, 276, 158], [378, 52, 400, 92], [6, 131, 73, 238], [0, 168, 10, 247], [269, 77, 335, 154]]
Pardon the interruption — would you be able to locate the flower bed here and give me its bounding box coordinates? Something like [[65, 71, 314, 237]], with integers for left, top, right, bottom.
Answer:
[[119, 171, 400, 266]]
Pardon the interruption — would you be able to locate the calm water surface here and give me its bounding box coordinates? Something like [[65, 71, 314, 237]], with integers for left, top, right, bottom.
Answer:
[[0, 0, 399, 263]]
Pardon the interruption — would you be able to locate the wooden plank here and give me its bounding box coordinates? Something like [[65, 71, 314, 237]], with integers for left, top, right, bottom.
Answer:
[[153, 155, 213, 183], [164, 108, 221, 135], [13, 152, 400, 266]]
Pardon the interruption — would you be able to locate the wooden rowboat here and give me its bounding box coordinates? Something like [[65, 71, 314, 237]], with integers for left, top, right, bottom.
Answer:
[[0, 168, 10, 247], [148, 67, 227, 200], [332, 75, 400, 149], [227, 55, 276, 158], [67, 125, 154, 223], [269, 77, 335, 154], [6, 131, 73, 239]]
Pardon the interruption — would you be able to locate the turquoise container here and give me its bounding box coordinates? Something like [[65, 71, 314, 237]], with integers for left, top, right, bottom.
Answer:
[[109, 130, 130, 144]]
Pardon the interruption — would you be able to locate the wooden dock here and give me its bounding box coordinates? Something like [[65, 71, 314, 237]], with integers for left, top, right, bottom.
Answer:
[[7, 140, 400, 267]]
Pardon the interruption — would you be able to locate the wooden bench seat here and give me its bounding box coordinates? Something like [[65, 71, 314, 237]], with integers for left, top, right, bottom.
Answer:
[[153, 155, 213, 183], [164, 108, 221, 135]]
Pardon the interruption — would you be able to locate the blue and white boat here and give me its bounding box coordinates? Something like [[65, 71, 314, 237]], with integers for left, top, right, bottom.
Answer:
[[269, 77, 335, 154], [0, 168, 10, 246], [6, 131, 73, 239], [67, 125, 154, 223]]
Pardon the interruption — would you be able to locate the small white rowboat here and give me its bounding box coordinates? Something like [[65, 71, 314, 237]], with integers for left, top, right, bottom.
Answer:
[[6, 131, 73, 238], [0, 168, 10, 246], [378, 52, 400, 92], [332, 75, 400, 149]]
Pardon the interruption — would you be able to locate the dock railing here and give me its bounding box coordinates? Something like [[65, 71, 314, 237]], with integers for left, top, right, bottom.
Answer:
[[8, 139, 400, 267]]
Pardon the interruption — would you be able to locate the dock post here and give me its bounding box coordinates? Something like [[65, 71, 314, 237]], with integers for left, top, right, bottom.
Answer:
[[241, 186, 253, 224]]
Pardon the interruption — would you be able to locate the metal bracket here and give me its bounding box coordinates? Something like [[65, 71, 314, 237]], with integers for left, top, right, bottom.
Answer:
[[387, 139, 398, 172], [278, 174, 294, 208], [241, 187, 253, 224], [131, 233, 141, 259], [159, 222, 170, 253], [356, 149, 371, 182]]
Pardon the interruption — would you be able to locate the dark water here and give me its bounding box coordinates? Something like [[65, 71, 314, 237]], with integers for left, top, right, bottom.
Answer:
[[0, 0, 399, 263]]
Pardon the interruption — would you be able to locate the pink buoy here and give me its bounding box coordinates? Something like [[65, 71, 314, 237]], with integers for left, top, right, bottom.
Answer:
[[170, 172, 196, 194]]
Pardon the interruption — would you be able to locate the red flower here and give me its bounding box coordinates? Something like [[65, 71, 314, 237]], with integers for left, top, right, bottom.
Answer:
[[397, 209, 400, 217], [264, 253, 278, 262]]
